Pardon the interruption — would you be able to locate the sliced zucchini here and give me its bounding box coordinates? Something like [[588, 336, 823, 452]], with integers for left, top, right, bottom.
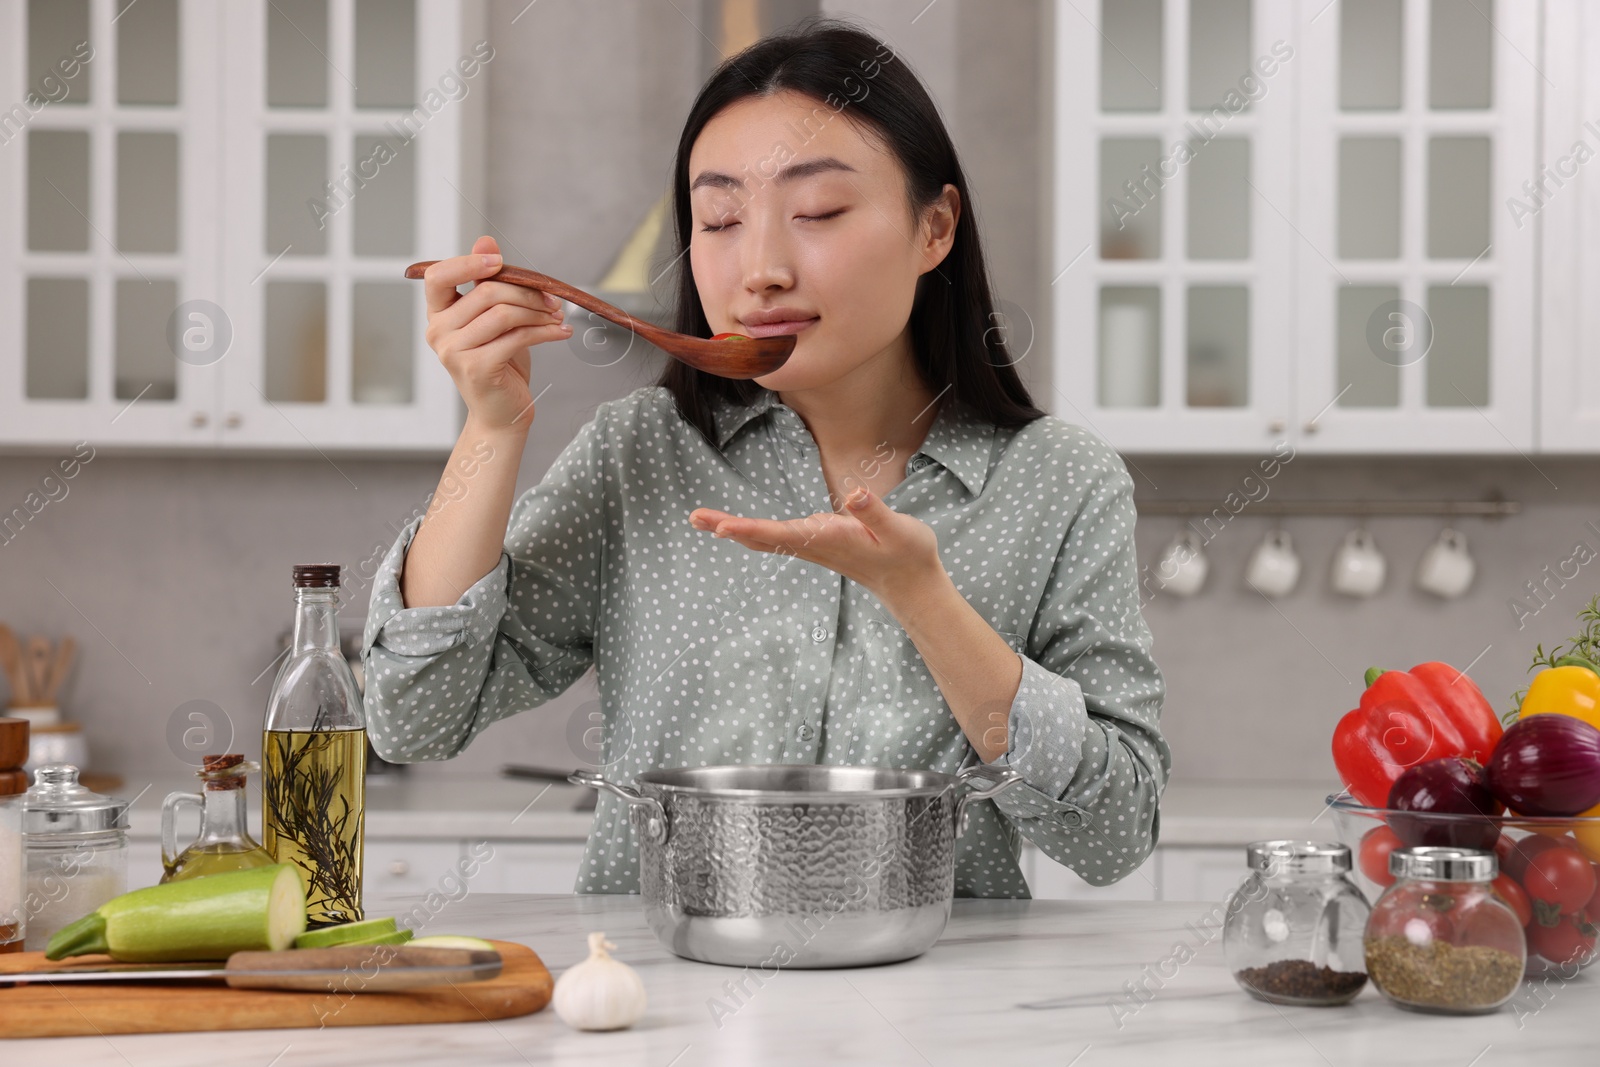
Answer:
[[408, 935, 497, 951], [293, 916, 398, 949]]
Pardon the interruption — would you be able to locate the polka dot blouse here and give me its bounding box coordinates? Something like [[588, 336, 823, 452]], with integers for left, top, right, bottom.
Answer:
[[360, 385, 1171, 897]]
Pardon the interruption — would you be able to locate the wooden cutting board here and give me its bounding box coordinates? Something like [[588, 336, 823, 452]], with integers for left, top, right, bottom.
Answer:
[[0, 939, 552, 1038]]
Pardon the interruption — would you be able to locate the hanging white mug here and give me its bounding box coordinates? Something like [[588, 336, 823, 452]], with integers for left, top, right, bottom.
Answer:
[[1416, 528, 1475, 599], [1246, 528, 1302, 598], [1331, 528, 1387, 598], [1156, 529, 1209, 597]]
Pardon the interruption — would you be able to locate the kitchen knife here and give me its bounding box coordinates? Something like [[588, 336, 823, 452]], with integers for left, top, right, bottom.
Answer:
[[0, 944, 503, 992]]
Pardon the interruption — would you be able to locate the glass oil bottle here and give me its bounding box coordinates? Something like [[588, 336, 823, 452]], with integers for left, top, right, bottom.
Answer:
[[262, 564, 366, 927]]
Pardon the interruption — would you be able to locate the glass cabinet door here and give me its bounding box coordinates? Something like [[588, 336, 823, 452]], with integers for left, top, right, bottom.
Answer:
[[0, 0, 477, 451], [1293, 0, 1536, 452], [216, 0, 471, 450], [1053, 0, 1297, 453], [0, 0, 223, 444]]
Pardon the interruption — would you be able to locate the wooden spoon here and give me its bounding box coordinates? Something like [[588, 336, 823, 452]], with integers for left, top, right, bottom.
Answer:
[[44, 636, 75, 706], [0, 625, 24, 705], [403, 261, 795, 380], [25, 638, 53, 706]]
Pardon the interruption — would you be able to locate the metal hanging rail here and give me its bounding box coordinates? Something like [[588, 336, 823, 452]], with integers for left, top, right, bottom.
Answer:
[[1133, 496, 1519, 519]]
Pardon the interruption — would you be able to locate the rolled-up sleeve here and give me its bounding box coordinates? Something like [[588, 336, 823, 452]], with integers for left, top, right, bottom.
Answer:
[[987, 462, 1170, 887], [359, 409, 608, 763]]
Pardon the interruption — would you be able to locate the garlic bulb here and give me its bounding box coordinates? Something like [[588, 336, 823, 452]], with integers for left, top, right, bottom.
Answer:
[[553, 931, 647, 1031]]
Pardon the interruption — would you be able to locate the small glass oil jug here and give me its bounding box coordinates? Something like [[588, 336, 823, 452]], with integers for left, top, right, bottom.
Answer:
[[162, 754, 274, 882]]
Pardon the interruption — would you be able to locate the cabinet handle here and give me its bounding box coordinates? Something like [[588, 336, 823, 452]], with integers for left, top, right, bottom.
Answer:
[[190, 412, 209, 428], [1267, 418, 1285, 434], [224, 412, 242, 429], [388, 859, 410, 877], [1303, 420, 1321, 435]]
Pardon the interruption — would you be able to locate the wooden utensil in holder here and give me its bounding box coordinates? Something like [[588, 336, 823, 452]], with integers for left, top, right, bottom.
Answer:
[[0, 626, 23, 706], [0, 627, 75, 710]]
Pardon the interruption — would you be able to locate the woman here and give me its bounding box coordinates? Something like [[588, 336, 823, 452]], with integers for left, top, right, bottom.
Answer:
[[361, 19, 1170, 897]]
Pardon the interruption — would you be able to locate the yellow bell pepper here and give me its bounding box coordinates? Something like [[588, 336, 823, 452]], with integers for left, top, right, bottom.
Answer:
[[1519, 663, 1600, 733], [1578, 801, 1600, 863]]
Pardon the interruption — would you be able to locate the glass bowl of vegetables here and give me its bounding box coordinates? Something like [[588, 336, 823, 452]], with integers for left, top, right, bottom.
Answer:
[[1328, 795, 1600, 978], [1328, 645, 1600, 979]]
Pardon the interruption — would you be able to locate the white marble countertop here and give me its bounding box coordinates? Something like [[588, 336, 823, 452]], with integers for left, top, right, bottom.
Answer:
[[5, 892, 1590, 1065]]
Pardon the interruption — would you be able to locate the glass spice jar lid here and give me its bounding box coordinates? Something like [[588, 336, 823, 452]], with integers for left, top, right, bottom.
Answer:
[[21, 764, 130, 838], [1388, 845, 1495, 882], [1246, 839, 1353, 876]]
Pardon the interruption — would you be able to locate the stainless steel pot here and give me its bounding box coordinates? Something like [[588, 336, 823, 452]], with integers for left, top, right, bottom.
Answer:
[[569, 763, 1025, 968]]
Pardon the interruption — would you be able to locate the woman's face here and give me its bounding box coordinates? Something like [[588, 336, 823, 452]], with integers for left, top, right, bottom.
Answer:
[[687, 90, 957, 391]]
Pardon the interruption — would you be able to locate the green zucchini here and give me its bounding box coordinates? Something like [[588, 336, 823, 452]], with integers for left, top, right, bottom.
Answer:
[[46, 863, 307, 962], [294, 916, 398, 949], [410, 935, 495, 950], [338, 928, 413, 947]]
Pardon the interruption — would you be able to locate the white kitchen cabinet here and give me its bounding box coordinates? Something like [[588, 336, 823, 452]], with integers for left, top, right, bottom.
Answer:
[[471, 841, 587, 895], [364, 838, 463, 898], [0, 0, 483, 452], [1052, 0, 1298, 453], [1156, 846, 1247, 902], [1051, 0, 1539, 454], [125, 837, 577, 903], [1023, 842, 1160, 901], [1024, 844, 1246, 902], [1292, 0, 1537, 453], [126, 838, 164, 891], [1538, 0, 1600, 452]]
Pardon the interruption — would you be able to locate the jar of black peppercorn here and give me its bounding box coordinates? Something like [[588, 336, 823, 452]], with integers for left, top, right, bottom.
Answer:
[[1223, 840, 1372, 1005]]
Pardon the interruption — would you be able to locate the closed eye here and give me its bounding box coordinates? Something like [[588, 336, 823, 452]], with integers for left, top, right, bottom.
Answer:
[[700, 209, 845, 233]]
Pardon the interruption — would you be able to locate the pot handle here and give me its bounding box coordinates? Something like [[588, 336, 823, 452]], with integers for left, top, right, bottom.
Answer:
[[568, 770, 669, 844], [951, 764, 1026, 839]]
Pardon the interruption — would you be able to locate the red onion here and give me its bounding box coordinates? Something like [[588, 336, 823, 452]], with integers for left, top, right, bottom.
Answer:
[[1386, 756, 1503, 849], [1486, 714, 1600, 817]]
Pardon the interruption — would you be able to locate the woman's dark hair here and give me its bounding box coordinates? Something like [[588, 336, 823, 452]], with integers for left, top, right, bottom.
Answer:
[[655, 16, 1047, 441]]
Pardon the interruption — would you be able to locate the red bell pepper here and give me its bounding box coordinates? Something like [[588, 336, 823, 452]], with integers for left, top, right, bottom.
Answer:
[[1332, 662, 1505, 808]]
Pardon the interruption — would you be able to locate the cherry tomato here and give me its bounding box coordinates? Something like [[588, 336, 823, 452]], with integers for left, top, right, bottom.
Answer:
[[710, 332, 751, 341], [1527, 910, 1599, 967], [1359, 824, 1405, 887], [1367, 884, 1458, 944], [1491, 873, 1534, 927], [1455, 897, 1529, 956], [1586, 861, 1600, 916], [1526, 844, 1598, 915], [1501, 832, 1561, 882]]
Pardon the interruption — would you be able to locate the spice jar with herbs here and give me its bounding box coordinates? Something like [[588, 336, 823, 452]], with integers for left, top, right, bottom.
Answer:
[[1222, 840, 1372, 1006], [1364, 845, 1526, 1014]]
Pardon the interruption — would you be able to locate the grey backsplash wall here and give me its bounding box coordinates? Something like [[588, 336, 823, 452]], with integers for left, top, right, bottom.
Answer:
[[5, 439, 1597, 789], [2, 1, 1594, 791]]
